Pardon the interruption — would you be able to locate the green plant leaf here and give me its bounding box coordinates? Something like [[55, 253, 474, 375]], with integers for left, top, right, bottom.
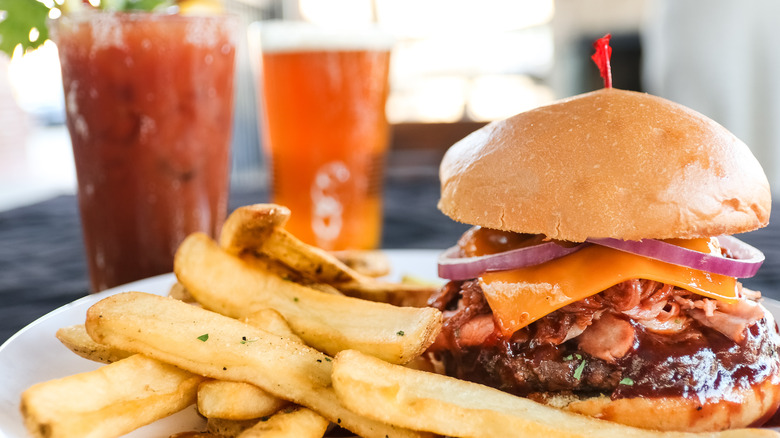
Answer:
[[0, 0, 179, 58], [0, 0, 50, 57]]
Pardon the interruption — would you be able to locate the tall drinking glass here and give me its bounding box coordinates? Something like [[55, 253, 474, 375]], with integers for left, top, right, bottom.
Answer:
[[52, 12, 237, 292], [250, 22, 392, 251]]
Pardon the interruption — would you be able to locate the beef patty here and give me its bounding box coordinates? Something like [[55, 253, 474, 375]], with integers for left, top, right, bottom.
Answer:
[[428, 279, 780, 403]]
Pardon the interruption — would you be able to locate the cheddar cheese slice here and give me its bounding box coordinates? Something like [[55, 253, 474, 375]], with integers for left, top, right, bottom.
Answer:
[[480, 243, 738, 337]]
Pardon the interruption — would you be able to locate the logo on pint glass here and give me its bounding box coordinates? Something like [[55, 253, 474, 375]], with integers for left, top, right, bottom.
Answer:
[[311, 161, 350, 247]]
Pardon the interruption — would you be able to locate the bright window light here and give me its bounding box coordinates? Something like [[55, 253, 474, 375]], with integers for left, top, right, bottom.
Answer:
[[376, 0, 553, 38], [295, 0, 555, 122], [7, 40, 64, 118], [29, 28, 40, 43], [299, 0, 375, 26], [387, 76, 468, 123], [467, 75, 554, 121]]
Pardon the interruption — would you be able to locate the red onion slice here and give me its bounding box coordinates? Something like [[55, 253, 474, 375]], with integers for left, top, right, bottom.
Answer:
[[587, 236, 764, 278], [437, 241, 586, 280]]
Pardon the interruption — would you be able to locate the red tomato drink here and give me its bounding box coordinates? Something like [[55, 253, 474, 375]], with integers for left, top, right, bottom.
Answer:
[[53, 12, 237, 292]]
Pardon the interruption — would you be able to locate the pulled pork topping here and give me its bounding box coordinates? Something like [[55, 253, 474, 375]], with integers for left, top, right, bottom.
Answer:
[[427, 279, 779, 401], [430, 279, 765, 358]]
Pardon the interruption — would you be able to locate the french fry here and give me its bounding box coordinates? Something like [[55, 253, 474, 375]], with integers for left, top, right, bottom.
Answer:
[[55, 324, 134, 364], [200, 309, 295, 421], [401, 274, 445, 288], [219, 204, 291, 254], [21, 354, 204, 438], [236, 250, 317, 287], [85, 292, 431, 438], [169, 281, 198, 303], [175, 233, 441, 364], [335, 280, 437, 308], [331, 350, 780, 438], [198, 380, 288, 420], [207, 418, 260, 438], [242, 308, 302, 344], [237, 406, 329, 438], [219, 204, 360, 283], [219, 204, 437, 306], [198, 310, 299, 420], [171, 432, 221, 438], [260, 227, 364, 284], [303, 281, 344, 295], [260, 228, 438, 306], [331, 249, 391, 278], [237, 252, 344, 296]]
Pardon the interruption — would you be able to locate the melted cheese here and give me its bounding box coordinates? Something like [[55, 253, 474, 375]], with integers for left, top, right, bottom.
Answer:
[[480, 242, 738, 337]]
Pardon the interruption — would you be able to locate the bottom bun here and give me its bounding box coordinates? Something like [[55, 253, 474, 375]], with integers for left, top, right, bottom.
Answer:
[[539, 379, 780, 432]]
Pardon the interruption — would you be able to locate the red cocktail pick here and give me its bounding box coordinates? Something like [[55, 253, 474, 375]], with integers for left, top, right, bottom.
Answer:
[[591, 34, 613, 88]]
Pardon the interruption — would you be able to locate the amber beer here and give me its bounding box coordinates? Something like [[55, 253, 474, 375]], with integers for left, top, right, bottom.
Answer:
[[253, 23, 392, 250]]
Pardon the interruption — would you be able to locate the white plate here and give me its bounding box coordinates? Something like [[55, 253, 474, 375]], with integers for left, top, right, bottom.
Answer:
[[0, 249, 441, 438], [2, 249, 779, 437]]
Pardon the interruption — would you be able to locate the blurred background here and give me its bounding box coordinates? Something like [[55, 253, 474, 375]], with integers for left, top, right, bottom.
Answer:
[[1, 0, 779, 211]]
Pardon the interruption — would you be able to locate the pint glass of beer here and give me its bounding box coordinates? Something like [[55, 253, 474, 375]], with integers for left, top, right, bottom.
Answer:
[[250, 22, 392, 250]]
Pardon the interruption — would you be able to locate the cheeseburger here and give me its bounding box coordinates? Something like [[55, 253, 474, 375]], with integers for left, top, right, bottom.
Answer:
[[427, 87, 780, 432]]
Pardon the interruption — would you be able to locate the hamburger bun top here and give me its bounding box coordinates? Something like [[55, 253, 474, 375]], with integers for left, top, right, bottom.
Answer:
[[438, 88, 771, 242]]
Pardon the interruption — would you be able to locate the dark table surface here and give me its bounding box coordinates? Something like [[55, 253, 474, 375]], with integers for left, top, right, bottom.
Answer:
[[2, 172, 780, 345]]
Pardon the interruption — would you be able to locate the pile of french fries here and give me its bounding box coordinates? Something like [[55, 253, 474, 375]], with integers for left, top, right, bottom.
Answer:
[[19, 204, 780, 438]]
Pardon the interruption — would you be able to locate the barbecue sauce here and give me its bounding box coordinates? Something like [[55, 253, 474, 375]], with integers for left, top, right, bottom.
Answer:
[[612, 319, 780, 401]]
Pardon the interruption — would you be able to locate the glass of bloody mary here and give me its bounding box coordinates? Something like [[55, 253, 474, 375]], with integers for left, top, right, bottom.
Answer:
[[52, 11, 237, 292], [249, 22, 393, 251]]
